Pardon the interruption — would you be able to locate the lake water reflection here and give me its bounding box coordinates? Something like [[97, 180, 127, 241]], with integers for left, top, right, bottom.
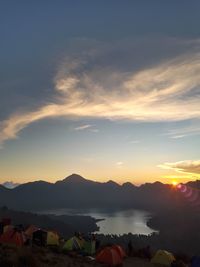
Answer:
[[41, 208, 156, 235]]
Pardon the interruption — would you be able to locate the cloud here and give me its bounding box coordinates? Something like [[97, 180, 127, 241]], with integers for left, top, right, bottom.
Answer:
[[171, 135, 186, 139], [166, 122, 200, 139], [2, 181, 20, 189], [1, 39, 200, 146], [158, 160, 200, 175], [116, 161, 123, 165], [130, 140, 140, 144], [89, 128, 99, 133], [74, 124, 99, 132], [74, 124, 93, 131], [115, 161, 124, 168]]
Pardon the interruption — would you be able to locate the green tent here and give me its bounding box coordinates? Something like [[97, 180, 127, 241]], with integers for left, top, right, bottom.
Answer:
[[82, 240, 96, 255], [63, 237, 82, 252]]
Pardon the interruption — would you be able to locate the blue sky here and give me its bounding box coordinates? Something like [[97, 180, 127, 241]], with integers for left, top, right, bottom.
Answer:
[[0, 1, 200, 184]]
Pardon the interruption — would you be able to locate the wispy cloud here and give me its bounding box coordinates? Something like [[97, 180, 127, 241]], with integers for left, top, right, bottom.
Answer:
[[2, 181, 20, 189], [130, 140, 140, 144], [115, 161, 124, 168], [158, 160, 200, 175], [116, 161, 123, 165], [170, 135, 186, 139], [166, 122, 200, 139], [74, 124, 99, 132], [74, 124, 93, 131], [1, 39, 200, 146], [89, 128, 99, 133]]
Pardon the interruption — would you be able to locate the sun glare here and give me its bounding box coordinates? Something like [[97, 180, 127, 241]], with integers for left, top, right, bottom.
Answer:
[[172, 180, 178, 187]]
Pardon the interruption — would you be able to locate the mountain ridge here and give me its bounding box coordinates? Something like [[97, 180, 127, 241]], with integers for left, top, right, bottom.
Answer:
[[0, 174, 198, 212], [5, 173, 199, 188], [2, 173, 168, 188]]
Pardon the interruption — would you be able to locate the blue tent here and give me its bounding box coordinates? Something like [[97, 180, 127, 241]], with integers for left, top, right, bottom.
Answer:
[[191, 256, 200, 267]]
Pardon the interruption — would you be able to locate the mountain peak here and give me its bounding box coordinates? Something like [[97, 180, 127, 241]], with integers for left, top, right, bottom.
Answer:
[[62, 174, 87, 183], [2, 181, 20, 189], [140, 181, 165, 189], [122, 182, 136, 188], [106, 180, 119, 186]]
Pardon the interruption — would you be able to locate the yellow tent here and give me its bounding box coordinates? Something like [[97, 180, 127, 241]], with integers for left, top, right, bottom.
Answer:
[[46, 231, 59, 246], [151, 250, 175, 266]]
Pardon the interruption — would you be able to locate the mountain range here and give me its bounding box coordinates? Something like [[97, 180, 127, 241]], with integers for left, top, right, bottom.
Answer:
[[0, 174, 197, 212], [1, 181, 20, 189]]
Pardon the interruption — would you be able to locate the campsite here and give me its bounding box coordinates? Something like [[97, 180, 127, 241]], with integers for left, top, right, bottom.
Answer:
[[0, 215, 195, 267]]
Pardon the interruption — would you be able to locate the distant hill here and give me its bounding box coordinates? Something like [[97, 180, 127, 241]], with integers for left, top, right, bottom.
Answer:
[[1, 181, 20, 189], [186, 180, 200, 189], [0, 206, 99, 237], [0, 174, 189, 212]]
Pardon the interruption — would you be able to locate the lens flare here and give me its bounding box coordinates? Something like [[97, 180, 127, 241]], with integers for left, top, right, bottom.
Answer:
[[177, 184, 182, 189], [172, 180, 178, 187]]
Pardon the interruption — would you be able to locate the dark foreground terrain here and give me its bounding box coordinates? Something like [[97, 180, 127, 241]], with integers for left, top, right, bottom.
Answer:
[[0, 244, 186, 267]]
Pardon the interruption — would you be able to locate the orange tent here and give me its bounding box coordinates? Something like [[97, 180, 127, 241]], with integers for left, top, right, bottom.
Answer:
[[25, 225, 38, 238], [112, 245, 126, 258], [3, 225, 13, 233], [96, 246, 123, 266], [0, 229, 25, 246]]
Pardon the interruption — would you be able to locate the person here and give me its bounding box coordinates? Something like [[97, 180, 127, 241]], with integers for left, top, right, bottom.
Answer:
[[143, 245, 151, 260], [171, 260, 187, 267], [91, 234, 96, 241], [128, 240, 133, 256], [74, 231, 78, 237], [0, 222, 4, 235], [95, 238, 101, 251]]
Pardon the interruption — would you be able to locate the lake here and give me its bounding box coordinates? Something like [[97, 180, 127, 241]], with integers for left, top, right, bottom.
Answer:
[[39, 208, 156, 235]]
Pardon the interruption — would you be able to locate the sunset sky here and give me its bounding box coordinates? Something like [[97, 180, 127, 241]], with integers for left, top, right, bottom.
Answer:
[[0, 1, 200, 185]]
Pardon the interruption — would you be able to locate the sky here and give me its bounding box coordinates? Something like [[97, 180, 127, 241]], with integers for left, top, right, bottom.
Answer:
[[0, 0, 200, 185]]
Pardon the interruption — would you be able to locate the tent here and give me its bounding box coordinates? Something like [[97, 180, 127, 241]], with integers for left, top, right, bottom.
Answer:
[[25, 225, 38, 238], [63, 236, 83, 251], [96, 246, 123, 266], [82, 240, 96, 255], [0, 228, 25, 246], [191, 256, 200, 267], [3, 225, 13, 233], [151, 250, 175, 266], [47, 231, 59, 246], [2, 218, 11, 226], [112, 245, 126, 259], [32, 229, 47, 247]]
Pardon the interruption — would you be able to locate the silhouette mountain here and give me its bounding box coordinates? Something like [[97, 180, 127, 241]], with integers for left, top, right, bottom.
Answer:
[[0, 174, 188, 212], [1, 181, 20, 189], [56, 173, 89, 184], [186, 180, 200, 189]]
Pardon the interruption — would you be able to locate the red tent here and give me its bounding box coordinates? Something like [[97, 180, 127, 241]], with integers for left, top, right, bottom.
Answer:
[[2, 218, 11, 226], [96, 246, 123, 266], [112, 245, 126, 258], [0, 229, 25, 246]]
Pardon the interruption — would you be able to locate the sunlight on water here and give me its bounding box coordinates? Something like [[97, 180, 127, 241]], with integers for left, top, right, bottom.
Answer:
[[39, 208, 156, 235]]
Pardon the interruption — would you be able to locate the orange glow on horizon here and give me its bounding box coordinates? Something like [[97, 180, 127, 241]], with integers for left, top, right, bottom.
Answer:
[[172, 180, 178, 187]]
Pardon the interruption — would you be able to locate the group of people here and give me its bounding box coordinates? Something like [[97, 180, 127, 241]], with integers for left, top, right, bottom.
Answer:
[[73, 231, 100, 251], [127, 240, 151, 259]]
